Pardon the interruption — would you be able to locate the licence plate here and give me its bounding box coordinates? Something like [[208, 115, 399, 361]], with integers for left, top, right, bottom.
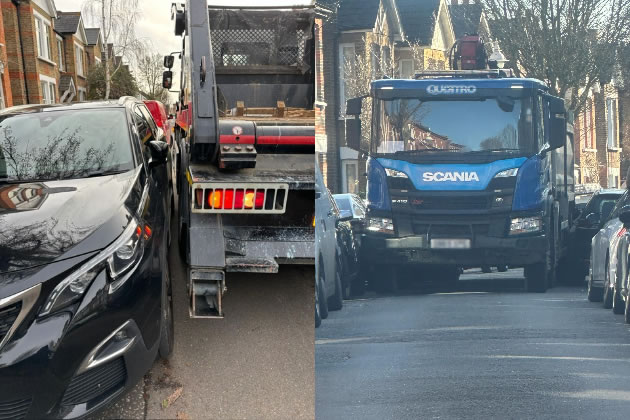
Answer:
[[430, 238, 471, 249]]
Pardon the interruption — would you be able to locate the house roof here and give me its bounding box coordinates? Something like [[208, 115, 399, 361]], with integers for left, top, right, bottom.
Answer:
[[55, 12, 81, 33], [396, 0, 441, 45], [448, 3, 483, 39], [85, 28, 101, 46], [337, 0, 381, 31]]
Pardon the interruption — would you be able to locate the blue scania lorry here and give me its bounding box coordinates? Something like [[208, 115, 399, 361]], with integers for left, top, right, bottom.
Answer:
[[346, 70, 575, 293]]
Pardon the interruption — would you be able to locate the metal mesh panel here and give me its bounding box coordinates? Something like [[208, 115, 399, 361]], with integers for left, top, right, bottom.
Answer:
[[209, 9, 312, 69]]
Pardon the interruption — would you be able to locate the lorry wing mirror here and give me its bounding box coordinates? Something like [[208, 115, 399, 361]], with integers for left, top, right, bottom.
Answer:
[[546, 95, 567, 151], [346, 97, 363, 116], [346, 118, 361, 151], [162, 71, 173, 89], [164, 55, 175, 69]]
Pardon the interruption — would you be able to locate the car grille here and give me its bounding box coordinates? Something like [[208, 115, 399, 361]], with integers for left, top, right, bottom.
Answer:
[[0, 302, 21, 344], [61, 357, 127, 406], [0, 398, 31, 420]]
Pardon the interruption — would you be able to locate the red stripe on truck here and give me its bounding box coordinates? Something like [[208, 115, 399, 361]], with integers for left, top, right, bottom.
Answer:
[[219, 135, 256, 144], [256, 136, 315, 145]]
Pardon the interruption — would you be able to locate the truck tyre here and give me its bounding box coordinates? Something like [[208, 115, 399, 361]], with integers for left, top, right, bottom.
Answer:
[[481, 265, 492, 274], [373, 266, 396, 294], [443, 266, 461, 291], [350, 274, 366, 297], [328, 258, 344, 311], [315, 277, 323, 328], [497, 265, 508, 273], [178, 223, 188, 264], [159, 243, 174, 359], [525, 263, 548, 293]]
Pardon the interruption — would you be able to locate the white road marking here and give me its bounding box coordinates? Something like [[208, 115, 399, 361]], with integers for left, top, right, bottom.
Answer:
[[316, 337, 373, 345], [486, 355, 630, 362], [553, 389, 630, 401]]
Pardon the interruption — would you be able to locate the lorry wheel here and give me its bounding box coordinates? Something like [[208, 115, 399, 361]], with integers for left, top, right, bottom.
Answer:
[[159, 244, 174, 359], [443, 267, 461, 291], [373, 266, 396, 294], [481, 265, 492, 274], [328, 262, 344, 311], [178, 223, 188, 264], [587, 274, 604, 302], [497, 265, 508, 273], [525, 263, 548, 293], [315, 277, 322, 328], [350, 274, 366, 297]]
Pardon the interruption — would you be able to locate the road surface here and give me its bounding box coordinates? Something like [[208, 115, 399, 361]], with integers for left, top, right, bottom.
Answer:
[[316, 269, 630, 419]]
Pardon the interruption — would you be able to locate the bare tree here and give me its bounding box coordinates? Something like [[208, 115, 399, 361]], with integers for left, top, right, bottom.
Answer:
[[482, 0, 630, 112], [83, 0, 142, 99], [135, 48, 171, 103]]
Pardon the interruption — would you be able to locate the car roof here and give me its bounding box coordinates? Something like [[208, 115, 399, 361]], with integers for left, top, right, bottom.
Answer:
[[597, 189, 625, 196], [0, 96, 142, 116]]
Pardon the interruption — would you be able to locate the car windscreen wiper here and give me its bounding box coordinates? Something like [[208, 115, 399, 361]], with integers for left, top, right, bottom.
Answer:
[[82, 169, 130, 178]]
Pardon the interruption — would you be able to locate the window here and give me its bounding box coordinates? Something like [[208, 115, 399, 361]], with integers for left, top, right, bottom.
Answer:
[[607, 98, 618, 148], [343, 161, 358, 194], [75, 44, 85, 77], [35, 16, 52, 61], [338, 43, 356, 116], [398, 59, 414, 79], [57, 38, 64, 71], [40, 80, 56, 104]]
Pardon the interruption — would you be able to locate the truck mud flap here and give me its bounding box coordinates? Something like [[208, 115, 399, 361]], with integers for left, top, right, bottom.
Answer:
[[190, 269, 226, 319]]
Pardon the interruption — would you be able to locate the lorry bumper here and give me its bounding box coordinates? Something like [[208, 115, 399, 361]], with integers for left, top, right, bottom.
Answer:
[[361, 233, 548, 267]]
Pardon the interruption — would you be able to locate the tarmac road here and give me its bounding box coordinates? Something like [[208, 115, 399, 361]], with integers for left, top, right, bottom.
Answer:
[[316, 269, 630, 419], [93, 229, 314, 419]]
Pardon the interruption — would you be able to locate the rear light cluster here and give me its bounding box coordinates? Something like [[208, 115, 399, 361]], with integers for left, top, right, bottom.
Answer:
[[192, 184, 289, 214]]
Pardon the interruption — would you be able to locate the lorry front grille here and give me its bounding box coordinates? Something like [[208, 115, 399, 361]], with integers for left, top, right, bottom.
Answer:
[[191, 183, 289, 214], [410, 196, 489, 211]]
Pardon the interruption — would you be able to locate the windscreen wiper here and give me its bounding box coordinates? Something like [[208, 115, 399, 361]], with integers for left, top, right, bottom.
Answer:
[[467, 148, 521, 154], [83, 169, 129, 178]]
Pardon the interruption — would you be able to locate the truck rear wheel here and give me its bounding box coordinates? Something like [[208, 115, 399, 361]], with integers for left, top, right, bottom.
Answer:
[[525, 263, 548, 293]]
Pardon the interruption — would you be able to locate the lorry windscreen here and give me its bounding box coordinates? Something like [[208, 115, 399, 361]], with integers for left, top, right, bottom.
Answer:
[[372, 97, 535, 158]]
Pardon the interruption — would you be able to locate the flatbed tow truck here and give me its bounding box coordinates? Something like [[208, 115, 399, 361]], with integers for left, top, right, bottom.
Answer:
[[165, 0, 315, 317]]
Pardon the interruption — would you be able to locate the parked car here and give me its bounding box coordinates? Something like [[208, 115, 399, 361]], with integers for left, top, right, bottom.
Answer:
[[0, 98, 173, 419], [315, 166, 347, 327], [333, 194, 364, 297], [570, 189, 624, 282], [613, 207, 630, 322], [574, 183, 602, 216], [587, 190, 630, 309]]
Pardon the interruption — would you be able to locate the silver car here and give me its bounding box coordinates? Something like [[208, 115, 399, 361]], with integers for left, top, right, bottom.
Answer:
[[588, 190, 628, 310]]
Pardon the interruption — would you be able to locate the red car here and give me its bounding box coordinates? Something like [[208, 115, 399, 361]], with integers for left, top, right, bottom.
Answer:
[[144, 100, 171, 145]]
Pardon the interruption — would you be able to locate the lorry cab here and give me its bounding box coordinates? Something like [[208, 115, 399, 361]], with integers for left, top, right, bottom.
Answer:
[[347, 74, 574, 292]]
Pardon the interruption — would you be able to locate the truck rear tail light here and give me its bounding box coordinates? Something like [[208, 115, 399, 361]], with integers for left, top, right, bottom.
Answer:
[[191, 184, 289, 214]]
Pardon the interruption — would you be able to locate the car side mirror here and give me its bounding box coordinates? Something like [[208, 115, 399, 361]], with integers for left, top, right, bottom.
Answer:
[[346, 118, 361, 151], [162, 71, 173, 89], [620, 207, 630, 226], [545, 95, 566, 152], [584, 212, 599, 226], [338, 210, 353, 222], [148, 140, 169, 167], [164, 55, 175, 69]]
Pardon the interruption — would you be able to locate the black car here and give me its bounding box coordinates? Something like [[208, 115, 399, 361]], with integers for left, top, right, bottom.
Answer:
[[333, 194, 364, 297], [0, 98, 174, 419], [568, 189, 624, 281]]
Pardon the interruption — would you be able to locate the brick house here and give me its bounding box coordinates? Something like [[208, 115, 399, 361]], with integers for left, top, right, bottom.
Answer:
[[0, 3, 13, 108], [84, 27, 103, 69], [315, 3, 334, 182], [55, 11, 89, 102], [2, 0, 60, 105], [573, 84, 622, 188]]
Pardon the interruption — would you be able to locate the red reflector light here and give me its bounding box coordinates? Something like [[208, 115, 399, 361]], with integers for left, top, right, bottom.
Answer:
[[144, 224, 152, 239], [234, 189, 244, 209], [255, 191, 265, 209], [224, 189, 234, 209], [619, 227, 627, 237], [244, 189, 255, 209], [135, 226, 142, 237], [195, 189, 203, 208]]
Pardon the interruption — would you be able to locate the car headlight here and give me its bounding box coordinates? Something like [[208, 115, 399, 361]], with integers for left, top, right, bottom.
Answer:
[[384, 168, 408, 178], [509, 216, 542, 235], [367, 217, 394, 234], [495, 168, 519, 178], [40, 218, 147, 316]]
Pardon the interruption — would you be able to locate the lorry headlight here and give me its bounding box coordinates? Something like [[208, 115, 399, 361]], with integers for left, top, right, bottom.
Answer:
[[495, 168, 519, 178], [367, 217, 394, 234], [384, 168, 408, 178], [41, 218, 146, 316], [509, 216, 542, 235]]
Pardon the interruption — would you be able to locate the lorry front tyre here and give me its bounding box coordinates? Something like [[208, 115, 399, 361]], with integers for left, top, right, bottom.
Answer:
[[178, 223, 188, 264], [525, 263, 548, 293]]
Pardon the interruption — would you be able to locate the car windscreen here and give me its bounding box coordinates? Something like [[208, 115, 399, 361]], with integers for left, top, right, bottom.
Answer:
[[0, 109, 133, 182], [583, 194, 622, 220], [334, 196, 353, 218]]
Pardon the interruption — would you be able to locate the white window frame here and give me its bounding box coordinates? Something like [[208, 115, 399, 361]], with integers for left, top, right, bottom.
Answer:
[[39, 74, 56, 104], [607, 98, 618, 149], [75, 43, 85, 77], [398, 59, 414, 79], [34, 12, 53, 62], [342, 160, 359, 194], [56, 36, 64, 71], [338, 43, 356, 117]]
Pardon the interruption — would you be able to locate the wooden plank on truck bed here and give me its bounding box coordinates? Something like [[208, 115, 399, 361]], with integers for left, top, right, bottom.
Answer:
[[188, 154, 314, 190]]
